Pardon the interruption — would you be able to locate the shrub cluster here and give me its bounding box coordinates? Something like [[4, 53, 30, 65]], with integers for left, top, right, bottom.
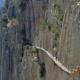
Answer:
[[4, 2, 8, 8], [2, 14, 8, 22], [4, 25, 7, 28], [43, 17, 47, 25], [11, 17, 16, 24], [47, 23, 53, 30], [12, 2, 15, 8], [53, 28, 60, 38], [18, 1, 26, 11], [56, 6, 64, 21], [31, 48, 36, 53]]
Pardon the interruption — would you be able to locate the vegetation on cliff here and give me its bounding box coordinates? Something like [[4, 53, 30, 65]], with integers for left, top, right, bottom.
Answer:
[[4, 2, 8, 8], [2, 14, 8, 22]]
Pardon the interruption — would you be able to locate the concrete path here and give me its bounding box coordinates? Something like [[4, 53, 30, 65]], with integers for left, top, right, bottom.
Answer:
[[34, 46, 71, 74]]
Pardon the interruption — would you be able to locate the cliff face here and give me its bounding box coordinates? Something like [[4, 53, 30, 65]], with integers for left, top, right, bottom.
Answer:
[[0, 0, 80, 80]]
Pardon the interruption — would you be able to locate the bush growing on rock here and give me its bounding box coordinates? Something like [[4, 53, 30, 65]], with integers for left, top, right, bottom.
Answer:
[[4, 2, 8, 8], [4, 25, 7, 28], [42, 17, 47, 26], [11, 17, 16, 24], [2, 14, 8, 22], [31, 48, 36, 53], [18, 1, 26, 11], [12, 2, 15, 8], [47, 23, 53, 30], [53, 28, 60, 38], [56, 6, 64, 21]]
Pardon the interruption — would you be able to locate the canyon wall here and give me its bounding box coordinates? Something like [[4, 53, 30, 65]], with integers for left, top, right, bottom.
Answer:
[[0, 0, 80, 80]]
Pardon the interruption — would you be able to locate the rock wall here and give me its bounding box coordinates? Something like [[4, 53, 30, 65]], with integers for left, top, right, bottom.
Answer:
[[0, 0, 80, 80]]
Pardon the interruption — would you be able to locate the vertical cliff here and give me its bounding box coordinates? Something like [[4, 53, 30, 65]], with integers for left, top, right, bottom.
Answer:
[[0, 0, 80, 80]]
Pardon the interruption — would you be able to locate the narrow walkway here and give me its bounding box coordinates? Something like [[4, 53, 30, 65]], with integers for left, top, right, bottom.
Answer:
[[34, 46, 80, 75]]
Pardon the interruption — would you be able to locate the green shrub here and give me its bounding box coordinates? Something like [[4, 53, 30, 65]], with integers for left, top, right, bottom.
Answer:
[[31, 48, 36, 53], [18, 1, 22, 7], [53, 28, 59, 33], [52, 28, 60, 38], [56, 6, 64, 21], [11, 17, 16, 24], [42, 17, 47, 26], [18, 1, 26, 11], [56, 32, 60, 38], [2, 14, 8, 22], [13, 16, 16, 19], [12, 3, 15, 8], [4, 2, 8, 8], [4, 25, 7, 28], [29, 46, 32, 49], [47, 23, 53, 30]]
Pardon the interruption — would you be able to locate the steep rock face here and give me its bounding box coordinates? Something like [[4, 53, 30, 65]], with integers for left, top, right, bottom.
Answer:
[[0, 0, 80, 80], [59, 2, 80, 70]]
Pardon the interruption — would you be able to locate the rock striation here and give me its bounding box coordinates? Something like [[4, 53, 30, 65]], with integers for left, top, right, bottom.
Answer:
[[0, 0, 80, 80]]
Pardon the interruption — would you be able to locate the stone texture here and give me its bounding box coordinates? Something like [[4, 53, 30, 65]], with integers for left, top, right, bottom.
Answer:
[[0, 0, 80, 80]]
